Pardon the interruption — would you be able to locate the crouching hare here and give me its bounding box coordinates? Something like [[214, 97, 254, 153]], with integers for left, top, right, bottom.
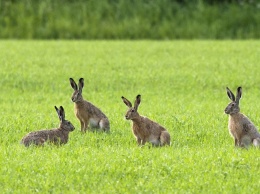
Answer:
[[69, 78, 110, 132], [122, 94, 170, 146], [225, 87, 260, 148], [21, 106, 75, 147]]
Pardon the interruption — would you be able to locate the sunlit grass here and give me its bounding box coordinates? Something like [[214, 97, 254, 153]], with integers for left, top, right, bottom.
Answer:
[[0, 40, 260, 193]]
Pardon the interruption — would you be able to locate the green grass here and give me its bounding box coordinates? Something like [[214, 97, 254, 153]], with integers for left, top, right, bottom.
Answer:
[[1, 40, 260, 193]]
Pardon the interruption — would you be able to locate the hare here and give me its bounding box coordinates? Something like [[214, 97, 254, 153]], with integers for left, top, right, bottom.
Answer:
[[225, 86, 260, 147], [21, 106, 75, 147], [121, 94, 170, 146], [69, 78, 110, 132]]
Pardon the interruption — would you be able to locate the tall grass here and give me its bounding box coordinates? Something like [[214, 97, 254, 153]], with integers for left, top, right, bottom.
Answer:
[[0, 40, 260, 193], [0, 0, 259, 39]]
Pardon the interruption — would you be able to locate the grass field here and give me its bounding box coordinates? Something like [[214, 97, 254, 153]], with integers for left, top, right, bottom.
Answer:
[[0, 40, 260, 193]]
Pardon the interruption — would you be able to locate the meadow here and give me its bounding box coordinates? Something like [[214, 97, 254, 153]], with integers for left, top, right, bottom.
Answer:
[[0, 40, 260, 193]]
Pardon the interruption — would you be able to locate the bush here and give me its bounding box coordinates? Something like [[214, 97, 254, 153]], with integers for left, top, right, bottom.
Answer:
[[0, 0, 259, 39]]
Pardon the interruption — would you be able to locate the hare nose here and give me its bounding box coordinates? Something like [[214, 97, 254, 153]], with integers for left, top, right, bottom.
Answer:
[[224, 108, 228, 114]]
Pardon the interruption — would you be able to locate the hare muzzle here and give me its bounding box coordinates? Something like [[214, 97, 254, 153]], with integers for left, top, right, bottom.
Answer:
[[71, 95, 78, 103], [224, 107, 229, 114], [69, 121, 75, 131], [71, 91, 79, 102]]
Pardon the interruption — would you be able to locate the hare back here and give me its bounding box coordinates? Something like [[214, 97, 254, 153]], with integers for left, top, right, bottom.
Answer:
[[21, 129, 68, 146]]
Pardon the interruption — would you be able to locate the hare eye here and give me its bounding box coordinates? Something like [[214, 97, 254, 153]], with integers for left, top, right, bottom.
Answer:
[[131, 109, 135, 112], [231, 104, 235, 107]]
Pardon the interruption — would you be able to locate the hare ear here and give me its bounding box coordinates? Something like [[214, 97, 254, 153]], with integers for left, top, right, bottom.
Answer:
[[54, 106, 62, 121], [55, 106, 59, 113], [70, 78, 78, 91], [59, 106, 65, 121], [121, 96, 132, 108], [134, 94, 141, 111], [78, 78, 84, 93], [236, 86, 242, 103], [226, 87, 235, 101]]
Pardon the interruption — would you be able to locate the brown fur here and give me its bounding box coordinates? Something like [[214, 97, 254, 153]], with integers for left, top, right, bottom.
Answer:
[[225, 87, 260, 147], [21, 106, 75, 147], [122, 94, 170, 146], [70, 78, 110, 132]]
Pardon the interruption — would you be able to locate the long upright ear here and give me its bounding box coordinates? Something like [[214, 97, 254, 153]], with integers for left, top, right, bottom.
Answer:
[[78, 78, 84, 93], [226, 87, 235, 101], [59, 106, 65, 121], [54, 106, 62, 121], [134, 94, 141, 111], [70, 78, 78, 91], [236, 86, 242, 104], [121, 96, 132, 108]]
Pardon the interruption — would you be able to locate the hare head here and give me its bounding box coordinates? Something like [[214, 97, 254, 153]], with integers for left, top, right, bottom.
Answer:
[[225, 87, 242, 115], [55, 106, 75, 131], [121, 94, 141, 120], [70, 78, 84, 102]]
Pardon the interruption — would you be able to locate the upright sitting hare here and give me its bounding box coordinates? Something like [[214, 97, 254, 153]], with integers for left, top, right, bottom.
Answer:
[[122, 94, 170, 146], [69, 78, 110, 132], [225, 87, 260, 147], [21, 106, 75, 147]]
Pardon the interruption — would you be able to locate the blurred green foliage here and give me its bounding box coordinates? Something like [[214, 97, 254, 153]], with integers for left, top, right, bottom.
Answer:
[[0, 0, 259, 39]]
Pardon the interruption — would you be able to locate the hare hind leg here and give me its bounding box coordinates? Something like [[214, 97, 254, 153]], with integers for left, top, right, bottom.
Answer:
[[99, 118, 110, 132], [240, 136, 251, 148], [26, 138, 45, 147], [160, 131, 171, 146]]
